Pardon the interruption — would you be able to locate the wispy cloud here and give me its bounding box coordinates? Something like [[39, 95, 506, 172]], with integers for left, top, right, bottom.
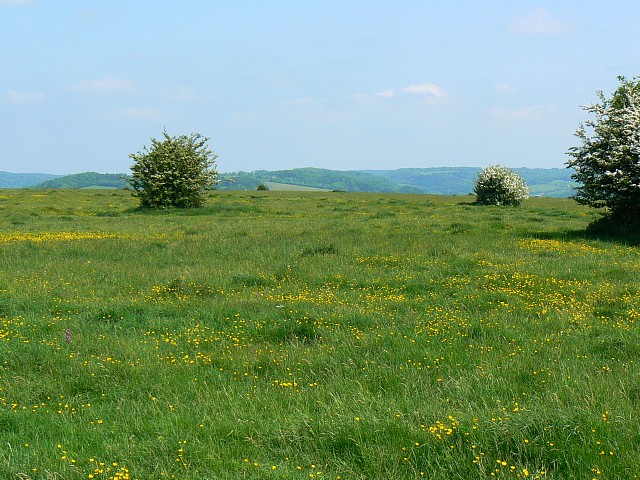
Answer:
[[375, 90, 395, 98], [109, 106, 164, 121], [357, 82, 447, 104], [148, 81, 215, 103], [496, 83, 516, 94], [282, 96, 321, 107], [66, 75, 134, 95], [402, 83, 446, 98], [511, 8, 567, 36], [4, 90, 45, 105], [490, 106, 544, 121]]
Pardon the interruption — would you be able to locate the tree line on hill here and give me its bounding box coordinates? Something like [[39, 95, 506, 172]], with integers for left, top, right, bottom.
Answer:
[[220, 167, 575, 197], [0, 171, 60, 188], [0, 167, 577, 197], [35, 172, 130, 189]]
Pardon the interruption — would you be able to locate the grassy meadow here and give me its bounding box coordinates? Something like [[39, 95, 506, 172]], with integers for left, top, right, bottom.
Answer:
[[0, 189, 639, 479]]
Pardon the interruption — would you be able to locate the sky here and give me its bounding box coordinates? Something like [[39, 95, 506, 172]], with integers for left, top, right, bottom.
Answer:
[[2, 1, 640, 175]]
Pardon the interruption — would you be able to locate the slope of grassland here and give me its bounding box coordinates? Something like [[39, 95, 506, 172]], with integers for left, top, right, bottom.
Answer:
[[0, 189, 638, 479]]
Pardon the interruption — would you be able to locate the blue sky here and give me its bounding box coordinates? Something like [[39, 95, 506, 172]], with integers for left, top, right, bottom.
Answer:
[[2, 1, 639, 174]]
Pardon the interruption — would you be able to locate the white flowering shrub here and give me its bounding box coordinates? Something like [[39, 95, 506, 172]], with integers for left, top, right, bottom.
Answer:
[[567, 76, 640, 224], [474, 165, 529, 206], [129, 131, 218, 208]]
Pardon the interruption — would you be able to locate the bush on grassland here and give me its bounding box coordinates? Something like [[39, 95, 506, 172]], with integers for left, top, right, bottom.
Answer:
[[128, 131, 218, 208], [474, 165, 529, 206]]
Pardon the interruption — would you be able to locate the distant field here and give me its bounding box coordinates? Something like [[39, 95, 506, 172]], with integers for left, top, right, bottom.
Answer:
[[264, 182, 332, 192], [0, 189, 638, 479]]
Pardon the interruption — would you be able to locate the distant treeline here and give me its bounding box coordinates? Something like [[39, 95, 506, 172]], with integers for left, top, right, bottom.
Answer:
[[219, 168, 420, 193], [35, 172, 130, 189], [363, 167, 576, 197], [0, 171, 60, 188], [221, 167, 576, 197], [2, 167, 577, 197]]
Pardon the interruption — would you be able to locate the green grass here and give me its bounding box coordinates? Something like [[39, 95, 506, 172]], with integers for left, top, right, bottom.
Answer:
[[0, 189, 638, 479]]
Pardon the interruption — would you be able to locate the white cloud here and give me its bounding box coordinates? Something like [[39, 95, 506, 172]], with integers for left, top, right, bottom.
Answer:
[[4, 90, 45, 105], [402, 83, 446, 98], [511, 8, 567, 36], [375, 90, 396, 98], [354, 82, 446, 105], [66, 75, 134, 95]]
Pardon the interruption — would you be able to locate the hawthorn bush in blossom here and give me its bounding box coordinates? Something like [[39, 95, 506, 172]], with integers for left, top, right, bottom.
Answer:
[[474, 165, 529, 207], [129, 131, 218, 208], [567, 76, 640, 225]]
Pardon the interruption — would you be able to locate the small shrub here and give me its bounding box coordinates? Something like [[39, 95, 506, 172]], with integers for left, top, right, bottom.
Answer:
[[301, 245, 339, 257], [128, 131, 218, 208], [474, 165, 529, 206], [256, 183, 269, 191]]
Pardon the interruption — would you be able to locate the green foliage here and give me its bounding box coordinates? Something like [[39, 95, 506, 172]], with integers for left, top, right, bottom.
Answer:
[[218, 172, 262, 190], [256, 183, 269, 191], [567, 76, 640, 225], [129, 131, 218, 208], [474, 165, 529, 206]]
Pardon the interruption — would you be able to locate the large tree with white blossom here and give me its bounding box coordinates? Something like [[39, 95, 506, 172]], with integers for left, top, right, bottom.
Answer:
[[567, 76, 640, 225]]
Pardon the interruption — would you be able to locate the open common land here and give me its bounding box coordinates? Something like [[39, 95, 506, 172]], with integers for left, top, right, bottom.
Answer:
[[0, 189, 639, 479]]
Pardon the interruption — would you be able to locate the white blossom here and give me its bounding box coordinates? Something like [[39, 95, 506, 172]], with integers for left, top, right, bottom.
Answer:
[[567, 76, 640, 221], [129, 131, 218, 208], [474, 165, 529, 206]]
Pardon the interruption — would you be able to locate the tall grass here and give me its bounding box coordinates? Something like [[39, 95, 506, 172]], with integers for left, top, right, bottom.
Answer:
[[0, 189, 638, 479]]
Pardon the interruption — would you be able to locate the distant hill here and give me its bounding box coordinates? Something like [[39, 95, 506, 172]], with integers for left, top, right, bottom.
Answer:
[[0, 171, 61, 188], [5, 167, 578, 197], [362, 167, 480, 195], [34, 172, 130, 189], [219, 168, 421, 193], [363, 167, 577, 197]]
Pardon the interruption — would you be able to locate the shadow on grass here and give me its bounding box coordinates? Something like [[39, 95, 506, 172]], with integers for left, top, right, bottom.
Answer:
[[527, 215, 640, 247]]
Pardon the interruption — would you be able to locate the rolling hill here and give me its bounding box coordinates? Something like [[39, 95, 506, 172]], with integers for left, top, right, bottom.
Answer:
[[3, 167, 578, 197], [0, 171, 60, 188], [362, 167, 576, 197], [222, 167, 576, 197], [33, 172, 130, 189]]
